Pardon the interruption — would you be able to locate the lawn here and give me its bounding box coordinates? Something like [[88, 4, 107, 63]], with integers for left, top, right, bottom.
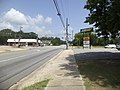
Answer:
[[76, 59, 120, 90], [22, 79, 49, 90]]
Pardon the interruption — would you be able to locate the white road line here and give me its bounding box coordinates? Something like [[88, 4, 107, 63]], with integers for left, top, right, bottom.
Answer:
[[0, 52, 37, 63], [0, 48, 60, 63]]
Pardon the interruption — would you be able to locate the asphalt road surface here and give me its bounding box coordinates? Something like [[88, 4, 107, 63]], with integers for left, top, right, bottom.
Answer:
[[0, 46, 64, 89]]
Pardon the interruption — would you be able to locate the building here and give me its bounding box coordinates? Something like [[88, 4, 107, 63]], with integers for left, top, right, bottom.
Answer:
[[7, 39, 42, 47]]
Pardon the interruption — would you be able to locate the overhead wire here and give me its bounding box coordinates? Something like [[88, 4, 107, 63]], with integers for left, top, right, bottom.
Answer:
[[60, 0, 65, 21], [52, 0, 72, 42], [52, 0, 65, 28]]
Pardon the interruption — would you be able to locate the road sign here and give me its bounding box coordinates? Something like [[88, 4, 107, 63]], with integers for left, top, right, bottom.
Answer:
[[83, 40, 90, 48]]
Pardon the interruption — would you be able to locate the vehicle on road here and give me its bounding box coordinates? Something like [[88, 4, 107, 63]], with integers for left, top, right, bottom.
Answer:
[[116, 43, 120, 50], [105, 44, 116, 48]]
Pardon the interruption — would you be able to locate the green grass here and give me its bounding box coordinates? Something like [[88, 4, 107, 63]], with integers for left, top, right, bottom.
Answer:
[[76, 60, 120, 90], [22, 79, 50, 90]]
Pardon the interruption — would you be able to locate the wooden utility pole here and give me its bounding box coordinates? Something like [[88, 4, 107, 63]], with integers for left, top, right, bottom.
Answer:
[[66, 18, 69, 49], [18, 26, 23, 47]]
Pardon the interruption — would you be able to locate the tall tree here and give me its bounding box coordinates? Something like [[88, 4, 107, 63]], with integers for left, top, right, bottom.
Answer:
[[84, 0, 120, 43], [0, 29, 15, 45], [107, 0, 120, 38]]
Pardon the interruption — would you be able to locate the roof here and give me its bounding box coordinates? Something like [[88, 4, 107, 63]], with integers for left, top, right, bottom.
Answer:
[[7, 39, 42, 43]]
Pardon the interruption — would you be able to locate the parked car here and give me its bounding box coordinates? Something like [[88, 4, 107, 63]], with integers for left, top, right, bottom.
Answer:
[[116, 43, 120, 50], [105, 44, 116, 48]]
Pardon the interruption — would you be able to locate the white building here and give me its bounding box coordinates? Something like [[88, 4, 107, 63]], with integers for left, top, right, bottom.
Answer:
[[7, 39, 42, 47]]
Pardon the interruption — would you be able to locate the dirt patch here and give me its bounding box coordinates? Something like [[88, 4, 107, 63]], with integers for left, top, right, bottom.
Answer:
[[0, 46, 26, 52]]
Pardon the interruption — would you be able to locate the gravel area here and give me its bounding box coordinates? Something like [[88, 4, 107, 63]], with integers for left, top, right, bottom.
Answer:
[[0, 46, 26, 52]]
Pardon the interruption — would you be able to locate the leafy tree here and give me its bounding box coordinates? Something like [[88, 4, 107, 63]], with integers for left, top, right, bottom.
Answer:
[[107, 0, 120, 38], [84, 0, 120, 44], [40, 37, 65, 46], [0, 29, 15, 45], [0, 29, 38, 45], [22, 32, 38, 39], [73, 32, 83, 46], [73, 32, 109, 46]]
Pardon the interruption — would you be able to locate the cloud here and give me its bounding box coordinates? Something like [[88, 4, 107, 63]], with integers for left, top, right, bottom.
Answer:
[[45, 17, 52, 24], [0, 21, 14, 30], [0, 8, 53, 36], [26, 15, 44, 25], [3, 8, 27, 25]]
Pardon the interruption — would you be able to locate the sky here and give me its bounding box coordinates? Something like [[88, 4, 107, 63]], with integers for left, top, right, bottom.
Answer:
[[0, 0, 91, 39]]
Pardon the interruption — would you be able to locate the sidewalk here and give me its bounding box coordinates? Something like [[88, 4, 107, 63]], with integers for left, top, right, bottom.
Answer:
[[45, 49, 85, 90]]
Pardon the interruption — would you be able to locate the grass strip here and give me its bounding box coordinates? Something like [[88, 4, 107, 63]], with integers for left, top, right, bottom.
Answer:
[[76, 60, 120, 90], [22, 79, 50, 90]]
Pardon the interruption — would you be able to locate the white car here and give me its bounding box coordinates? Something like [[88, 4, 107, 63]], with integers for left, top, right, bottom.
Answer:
[[116, 43, 120, 50], [105, 44, 116, 48]]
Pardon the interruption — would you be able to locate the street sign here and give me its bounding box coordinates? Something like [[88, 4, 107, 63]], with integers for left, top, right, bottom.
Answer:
[[83, 36, 90, 41], [83, 40, 90, 48], [80, 28, 93, 33]]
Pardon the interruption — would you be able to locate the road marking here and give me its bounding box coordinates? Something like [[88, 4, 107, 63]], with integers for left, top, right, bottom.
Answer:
[[0, 53, 37, 63], [0, 48, 61, 63]]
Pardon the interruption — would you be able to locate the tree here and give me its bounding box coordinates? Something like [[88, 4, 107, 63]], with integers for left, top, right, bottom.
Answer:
[[73, 32, 108, 46], [0, 29, 15, 45], [40, 37, 65, 46], [107, 0, 120, 38], [73, 32, 83, 46], [0, 29, 38, 45], [51, 37, 61, 46], [84, 0, 120, 43]]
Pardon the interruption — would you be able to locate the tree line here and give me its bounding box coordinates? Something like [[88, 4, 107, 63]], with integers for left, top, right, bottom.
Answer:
[[72, 32, 120, 46], [0, 29, 65, 46], [0, 29, 37, 45]]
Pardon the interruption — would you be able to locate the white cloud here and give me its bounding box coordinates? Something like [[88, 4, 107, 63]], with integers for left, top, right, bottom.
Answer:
[[0, 21, 14, 30], [0, 8, 53, 36], [3, 8, 27, 25], [26, 15, 44, 25], [45, 17, 52, 24]]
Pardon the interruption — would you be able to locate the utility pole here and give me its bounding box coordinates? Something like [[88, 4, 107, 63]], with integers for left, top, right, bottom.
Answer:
[[66, 18, 69, 49], [72, 30, 74, 42], [18, 26, 23, 47], [36, 34, 39, 47], [72, 30, 74, 48]]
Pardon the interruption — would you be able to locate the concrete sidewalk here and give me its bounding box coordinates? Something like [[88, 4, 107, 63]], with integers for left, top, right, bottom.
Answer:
[[45, 49, 85, 90]]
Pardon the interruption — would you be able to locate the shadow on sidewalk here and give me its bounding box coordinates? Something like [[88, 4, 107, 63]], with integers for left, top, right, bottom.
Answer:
[[58, 54, 80, 78]]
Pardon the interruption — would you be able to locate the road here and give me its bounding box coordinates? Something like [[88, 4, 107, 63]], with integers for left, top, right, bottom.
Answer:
[[0, 46, 64, 89]]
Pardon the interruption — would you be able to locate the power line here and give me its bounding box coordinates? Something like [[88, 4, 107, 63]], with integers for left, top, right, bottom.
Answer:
[[60, 0, 65, 21], [52, 0, 69, 49], [52, 0, 65, 28]]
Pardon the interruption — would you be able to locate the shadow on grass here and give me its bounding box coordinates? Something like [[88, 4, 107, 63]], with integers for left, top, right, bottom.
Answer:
[[74, 51, 120, 89]]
